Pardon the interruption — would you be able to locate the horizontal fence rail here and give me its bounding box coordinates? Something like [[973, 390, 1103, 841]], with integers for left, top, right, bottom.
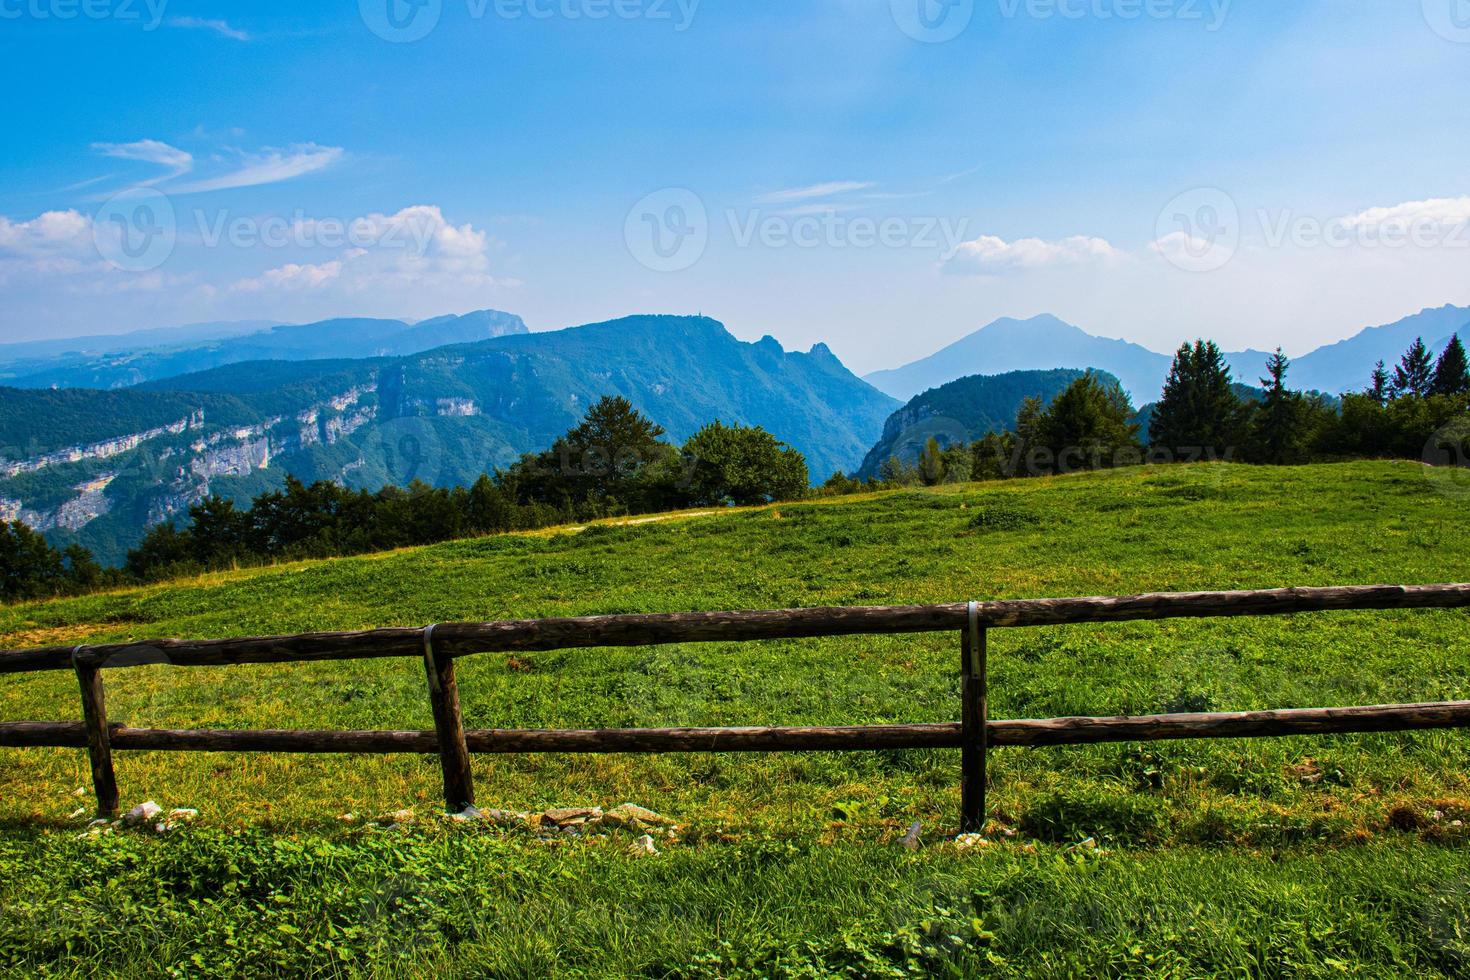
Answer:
[[1, 583, 1467, 828]]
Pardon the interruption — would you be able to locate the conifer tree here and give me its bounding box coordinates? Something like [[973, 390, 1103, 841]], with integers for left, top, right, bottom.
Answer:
[[1392, 337, 1435, 399], [1148, 340, 1246, 455], [1432, 334, 1470, 396], [1250, 348, 1308, 464], [1367, 360, 1390, 405]]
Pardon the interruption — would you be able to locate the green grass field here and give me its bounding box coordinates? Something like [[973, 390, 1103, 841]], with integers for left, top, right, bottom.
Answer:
[[3, 461, 1470, 977]]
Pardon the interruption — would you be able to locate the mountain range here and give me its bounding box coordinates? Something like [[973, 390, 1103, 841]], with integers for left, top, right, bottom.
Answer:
[[0, 310, 528, 390], [855, 368, 1105, 480], [0, 315, 896, 564], [864, 306, 1470, 403]]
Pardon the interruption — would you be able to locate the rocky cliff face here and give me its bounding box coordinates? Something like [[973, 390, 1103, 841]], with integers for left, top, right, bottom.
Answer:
[[0, 384, 377, 543]]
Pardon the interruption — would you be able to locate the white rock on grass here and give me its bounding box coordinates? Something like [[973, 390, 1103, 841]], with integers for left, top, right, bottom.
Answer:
[[953, 833, 990, 851], [122, 801, 162, 826], [168, 808, 199, 822], [630, 834, 660, 857]]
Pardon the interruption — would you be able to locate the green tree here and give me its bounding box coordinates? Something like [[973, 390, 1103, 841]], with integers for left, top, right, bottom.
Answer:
[[1432, 335, 1470, 397], [1149, 340, 1247, 457], [1392, 337, 1435, 399], [1367, 360, 1391, 406], [1248, 349, 1309, 464], [969, 431, 1013, 482], [1034, 373, 1141, 474], [508, 396, 669, 510], [0, 521, 65, 601], [878, 455, 919, 486], [918, 436, 946, 486], [680, 421, 808, 506]]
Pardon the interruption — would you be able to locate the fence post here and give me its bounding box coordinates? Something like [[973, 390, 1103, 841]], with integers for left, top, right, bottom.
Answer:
[[960, 602, 988, 833], [72, 648, 120, 819], [422, 625, 476, 812]]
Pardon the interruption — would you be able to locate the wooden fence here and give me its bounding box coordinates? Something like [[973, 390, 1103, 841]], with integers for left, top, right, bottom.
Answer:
[[2, 583, 1469, 831]]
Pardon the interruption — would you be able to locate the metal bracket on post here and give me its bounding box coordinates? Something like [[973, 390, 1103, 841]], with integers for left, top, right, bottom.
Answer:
[[960, 601, 988, 833]]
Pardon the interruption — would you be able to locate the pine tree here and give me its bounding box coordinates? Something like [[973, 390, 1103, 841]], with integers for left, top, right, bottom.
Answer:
[[1148, 340, 1246, 456], [1432, 334, 1470, 396], [1250, 348, 1308, 464], [1392, 337, 1435, 399], [1036, 373, 1141, 472], [1367, 360, 1390, 406]]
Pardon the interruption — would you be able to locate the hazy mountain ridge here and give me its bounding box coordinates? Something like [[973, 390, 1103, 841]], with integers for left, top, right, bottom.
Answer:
[[0, 315, 895, 564], [864, 306, 1470, 403], [0, 310, 527, 390]]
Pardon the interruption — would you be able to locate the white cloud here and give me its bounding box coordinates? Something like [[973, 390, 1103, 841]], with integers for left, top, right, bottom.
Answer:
[[232, 206, 504, 295], [754, 181, 876, 205], [1338, 196, 1470, 231], [171, 144, 343, 194], [232, 260, 343, 292], [0, 210, 93, 255], [91, 139, 194, 184], [166, 17, 251, 41], [945, 234, 1123, 274]]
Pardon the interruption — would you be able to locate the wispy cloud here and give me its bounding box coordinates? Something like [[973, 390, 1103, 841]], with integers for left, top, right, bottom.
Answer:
[[754, 181, 876, 205], [167, 17, 251, 41], [945, 234, 1123, 274], [171, 144, 344, 194], [91, 139, 194, 186]]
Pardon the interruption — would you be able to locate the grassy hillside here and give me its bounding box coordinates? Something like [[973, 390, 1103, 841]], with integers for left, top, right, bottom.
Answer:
[[2, 461, 1470, 976]]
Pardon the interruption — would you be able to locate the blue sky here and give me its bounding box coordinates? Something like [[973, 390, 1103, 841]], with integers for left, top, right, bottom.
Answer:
[[1, 0, 1468, 372]]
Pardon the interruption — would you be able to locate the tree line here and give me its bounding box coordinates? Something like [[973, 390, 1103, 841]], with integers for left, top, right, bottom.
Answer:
[[4, 335, 1467, 603], [867, 334, 1470, 487], [1, 400, 807, 602]]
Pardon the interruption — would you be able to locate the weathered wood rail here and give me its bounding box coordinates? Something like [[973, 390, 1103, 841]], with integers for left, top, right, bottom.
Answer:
[[1, 583, 1468, 829]]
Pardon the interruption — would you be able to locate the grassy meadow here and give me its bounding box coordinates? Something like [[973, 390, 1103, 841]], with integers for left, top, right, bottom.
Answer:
[[2, 460, 1470, 976]]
